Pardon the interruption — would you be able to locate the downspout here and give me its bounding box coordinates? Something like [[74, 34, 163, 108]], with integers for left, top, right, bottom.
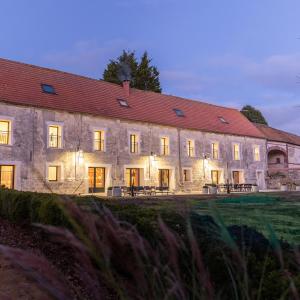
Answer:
[[177, 128, 182, 188]]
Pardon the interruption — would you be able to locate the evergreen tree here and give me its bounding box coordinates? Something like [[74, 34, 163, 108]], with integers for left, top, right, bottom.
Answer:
[[241, 105, 268, 125], [135, 52, 162, 93], [103, 50, 162, 93], [103, 50, 138, 86]]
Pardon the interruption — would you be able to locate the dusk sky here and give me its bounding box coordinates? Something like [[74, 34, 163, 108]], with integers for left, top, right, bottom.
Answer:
[[1, 0, 300, 134]]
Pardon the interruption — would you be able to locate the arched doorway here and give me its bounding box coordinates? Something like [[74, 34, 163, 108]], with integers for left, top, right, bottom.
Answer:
[[267, 148, 288, 173]]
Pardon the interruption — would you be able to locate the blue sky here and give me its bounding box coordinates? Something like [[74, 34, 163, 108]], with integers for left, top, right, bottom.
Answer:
[[1, 0, 300, 134]]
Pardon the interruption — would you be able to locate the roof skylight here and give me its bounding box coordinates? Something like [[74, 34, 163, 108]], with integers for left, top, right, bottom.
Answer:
[[173, 108, 185, 117], [117, 98, 129, 107], [219, 116, 229, 124], [41, 84, 56, 94]]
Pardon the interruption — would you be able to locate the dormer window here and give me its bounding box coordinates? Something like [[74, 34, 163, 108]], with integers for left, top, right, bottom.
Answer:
[[173, 109, 184, 117], [118, 99, 129, 107], [219, 116, 229, 124], [41, 84, 56, 94]]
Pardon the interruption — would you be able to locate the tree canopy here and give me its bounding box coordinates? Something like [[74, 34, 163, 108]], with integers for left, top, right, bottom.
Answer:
[[103, 50, 162, 93], [241, 105, 268, 125]]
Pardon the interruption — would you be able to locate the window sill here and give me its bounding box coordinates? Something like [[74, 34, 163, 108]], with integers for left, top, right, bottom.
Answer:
[[47, 147, 64, 150], [0, 144, 12, 147]]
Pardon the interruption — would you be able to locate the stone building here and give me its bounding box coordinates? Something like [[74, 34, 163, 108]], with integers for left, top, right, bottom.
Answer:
[[255, 124, 300, 188], [0, 58, 297, 194]]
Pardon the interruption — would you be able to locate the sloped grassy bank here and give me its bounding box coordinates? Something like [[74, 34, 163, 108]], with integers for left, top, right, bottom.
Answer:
[[0, 188, 299, 300]]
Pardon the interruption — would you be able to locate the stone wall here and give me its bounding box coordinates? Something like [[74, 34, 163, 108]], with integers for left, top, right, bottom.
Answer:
[[0, 102, 268, 194]]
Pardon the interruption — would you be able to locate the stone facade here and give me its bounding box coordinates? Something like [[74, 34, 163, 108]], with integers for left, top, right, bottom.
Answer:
[[0, 102, 268, 195], [266, 141, 300, 188]]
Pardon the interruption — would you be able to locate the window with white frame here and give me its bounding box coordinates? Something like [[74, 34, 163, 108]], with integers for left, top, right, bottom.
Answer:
[[0, 119, 11, 145], [48, 166, 60, 181], [183, 168, 192, 182], [212, 142, 219, 160], [94, 130, 105, 151], [233, 143, 240, 160], [129, 133, 139, 153], [253, 145, 260, 161], [160, 137, 169, 155], [187, 140, 195, 157], [48, 124, 62, 148]]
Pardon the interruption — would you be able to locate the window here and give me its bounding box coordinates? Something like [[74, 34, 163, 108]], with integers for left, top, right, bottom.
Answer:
[[211, 170, 220, 185], [0, 165, 14, 189], [276, 157, 281, 164], [173, 109, 184, 117], [187, 140, 194, 157], [0, 120, 11, 145], [212, 143, 219, 160], [48, 125, 62, 148], [41, 84, 56, 94], [219, 116, 229, 124], [130, 134, 139, 153], [48, 166, 58, 181], [94, 130, 105, 151], [118, 99, 129, 107], [160, 137, 169, 155], [254, 145, 260, 161], [183, 169, 192, 182], [233, 143, 240, 160]]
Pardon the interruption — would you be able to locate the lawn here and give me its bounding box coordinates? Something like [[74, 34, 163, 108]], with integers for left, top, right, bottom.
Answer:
[[192, 193, 300, 245], [101, 192, 300, 245]]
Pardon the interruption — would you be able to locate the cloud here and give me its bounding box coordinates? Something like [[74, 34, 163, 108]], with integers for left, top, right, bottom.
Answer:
[[260, 104, 300, 135], [41, 39, 139, 78], [244, 53, 300, 91]]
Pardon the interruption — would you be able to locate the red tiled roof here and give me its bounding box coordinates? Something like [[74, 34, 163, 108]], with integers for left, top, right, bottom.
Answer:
[[0, 57, 264, 138], [255, 124, 300, 146]]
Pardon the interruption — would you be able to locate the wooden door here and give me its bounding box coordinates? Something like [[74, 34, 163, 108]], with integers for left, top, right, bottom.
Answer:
[[232, 171, 240, 184], [159, 169, 169, 188]]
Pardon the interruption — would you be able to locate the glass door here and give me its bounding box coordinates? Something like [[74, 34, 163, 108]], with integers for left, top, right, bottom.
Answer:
[[159, 169, 169, 188], [88, 167, 105, 193], [211, 170, 220, 185], [0, 165, 14, 189], [126, 168, 140, 187]]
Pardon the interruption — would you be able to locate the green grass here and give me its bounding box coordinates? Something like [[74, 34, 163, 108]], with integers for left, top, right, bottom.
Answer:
[[193, 194, 300, 245]]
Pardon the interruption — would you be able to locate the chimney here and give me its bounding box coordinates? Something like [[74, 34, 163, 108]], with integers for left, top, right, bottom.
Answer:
[[122, 80, 130, 97]]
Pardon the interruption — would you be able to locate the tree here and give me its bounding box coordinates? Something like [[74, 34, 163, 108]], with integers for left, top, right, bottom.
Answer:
[[241, 105, 268, 125], [103, 50, 162, 93], [135, 52, 162, 93]]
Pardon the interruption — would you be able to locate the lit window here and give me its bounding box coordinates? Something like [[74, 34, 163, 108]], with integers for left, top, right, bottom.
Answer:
[[48, 125, 62, 148], [94, 130, 105, 151], [0, 165, 14, 189], [233, 143, 240, 160], [173, 109, 184, 117], [118, 99, 129, 107], [41, 84, 56, 94], [130, 134, 139, 153], [48, 166, 58, 181], [212, 143, 219, 160], [160, 137, 169, 155], [0, 120, 11, 145], [187, 140, 194, 157], [183, 169, 192, 182], [254, 145, 260, 161], [219, 116, 229, 124], [211, 170, 220, 185]]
